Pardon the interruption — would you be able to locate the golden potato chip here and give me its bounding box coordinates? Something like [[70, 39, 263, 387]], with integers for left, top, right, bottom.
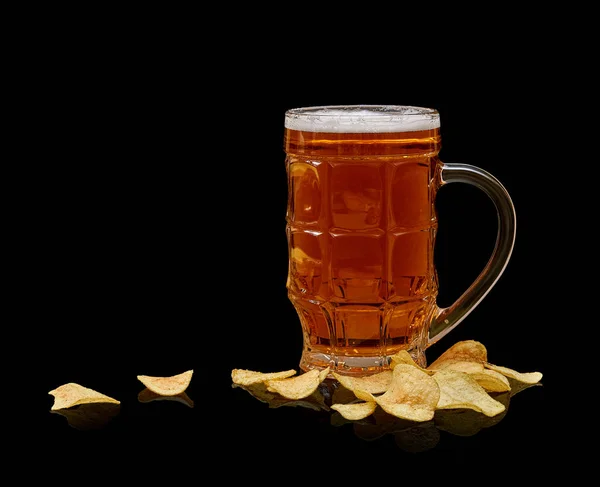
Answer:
[[433, 369, 505, 417], [470, 369, 511, 392], [332, 370, 393, 394], [354, 364, 440, 422], [231, 368, 297, 386], [389, 350, 429, 372], [429, 360, 510, 393], [331, 401, 377, 421], [430, 360, 485, 374], [483, 363, 543, 384], [265, 367, 330, 400], [49, 383, 120, 411], [427, 340, 488, 370], [137, 369, 193, 396]]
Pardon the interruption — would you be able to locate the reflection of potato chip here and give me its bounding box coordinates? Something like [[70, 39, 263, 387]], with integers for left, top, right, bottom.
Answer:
[[49, 383, 120, 410], [433, 369, 505, 417], [332, 370, 392, 394], [137, 388, 194, 408], [231, 368, 297, 386], [331, 401, 377, 420], [265, 368, 330, 400], [269, 393, 330, 412], [51, 403, 121, 431], [137, 370, 193, 396], [394, 421, 440, 453], [355, 364, 440, 422], [484, 363, 543, 384], [427, 340, 488, 370], [232, 382, 279, 403]]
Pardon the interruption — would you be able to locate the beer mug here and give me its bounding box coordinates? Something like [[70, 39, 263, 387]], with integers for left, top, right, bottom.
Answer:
[[283, 105, 515, 375]]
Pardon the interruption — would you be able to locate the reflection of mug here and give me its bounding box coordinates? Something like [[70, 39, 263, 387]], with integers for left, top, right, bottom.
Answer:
[[284, 105, 515, 375]]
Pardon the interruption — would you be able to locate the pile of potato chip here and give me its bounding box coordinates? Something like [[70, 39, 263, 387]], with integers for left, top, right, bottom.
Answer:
[[231, 340, 542, 422]]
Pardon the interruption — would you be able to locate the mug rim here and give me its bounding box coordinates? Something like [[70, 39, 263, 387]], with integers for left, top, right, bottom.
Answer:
[[284, 105, 440, 133]]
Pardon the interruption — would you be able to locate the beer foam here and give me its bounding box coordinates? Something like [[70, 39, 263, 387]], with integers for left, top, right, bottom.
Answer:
[[285, 105, 440, 133]]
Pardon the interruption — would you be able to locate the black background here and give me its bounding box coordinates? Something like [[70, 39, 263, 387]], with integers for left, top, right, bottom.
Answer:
[[18, 6, 589, 483]]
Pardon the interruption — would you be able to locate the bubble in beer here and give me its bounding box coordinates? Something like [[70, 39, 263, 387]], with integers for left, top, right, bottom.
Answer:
[[284, 105, 441, 133]]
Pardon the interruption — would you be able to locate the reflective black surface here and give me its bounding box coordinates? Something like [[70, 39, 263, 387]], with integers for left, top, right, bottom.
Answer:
[[25, 21, 582, 480]]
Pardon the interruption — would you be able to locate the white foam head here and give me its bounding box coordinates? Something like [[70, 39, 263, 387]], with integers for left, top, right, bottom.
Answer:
[[285, 105, 440, 133]]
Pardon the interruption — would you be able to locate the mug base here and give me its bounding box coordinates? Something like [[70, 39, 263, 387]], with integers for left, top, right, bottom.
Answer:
[[300, 349, 427, 377]]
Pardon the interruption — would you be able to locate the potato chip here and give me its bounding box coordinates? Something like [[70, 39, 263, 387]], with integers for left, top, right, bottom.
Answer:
[[389, 350, 429, 372], [470, 369, 511, 392], [354, 364, 440, 422], [137, 369, 193, 396], [331, 401, 377, 421], [49, 383, 120, 410], [427, 340, 488, 370], [231, 368, 297, 386], [265, 367, 330, 400], [484, 363, 543, 384], [332, 370, 393, 394], [429, 360, 510, 393], [433, 369, 505, 417]]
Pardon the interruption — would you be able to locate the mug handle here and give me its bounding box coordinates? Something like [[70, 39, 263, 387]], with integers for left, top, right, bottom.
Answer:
[[428, 163, 517, 346]]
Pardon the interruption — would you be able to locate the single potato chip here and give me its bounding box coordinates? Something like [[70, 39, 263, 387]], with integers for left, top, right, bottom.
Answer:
[[428, 360, 510, 393], [354, 364, 440, 422], [49, 383, 120, 411], [433, 369, 505, 417], [427, 340, 488, 370], [470, 369, 511, 393], [265, 367, 330, 400], [484, 363, 543, 384], [137, 369, 193, 396], [332, 370, 393, 394], [389, 350, 429, 372], [331, 401, 377, 421], [231, 368, 297, 386]]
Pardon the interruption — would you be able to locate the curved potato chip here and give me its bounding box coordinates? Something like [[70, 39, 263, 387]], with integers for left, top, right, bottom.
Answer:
[[355, 364, 440, 422], [470, 369, 511, 392], [433, 369, 505, 417], [331, 401, 377, 420], [137, 369, 193, 396], [231, 368, 297, 386], [332, 370, 393, 394], [431, 360, 485, 373], [429, 360, 510, 393], [49, 383, 120, 410], [389, 350, 429, 372], [427, 340, 488, 370], [483, 363, 543, 384], [265, 367, 330, 400]]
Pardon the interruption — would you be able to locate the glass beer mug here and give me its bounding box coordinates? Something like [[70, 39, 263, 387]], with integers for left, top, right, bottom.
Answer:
[[283, 105, 516, 376]]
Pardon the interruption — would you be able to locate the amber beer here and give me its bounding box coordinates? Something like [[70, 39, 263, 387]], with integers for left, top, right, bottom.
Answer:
[[284, 105, 442, 375], [284, 106, 516, 377]]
